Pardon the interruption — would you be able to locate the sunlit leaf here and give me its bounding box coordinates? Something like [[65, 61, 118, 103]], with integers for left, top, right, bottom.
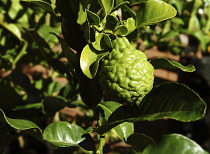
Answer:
[[77, 3, 87, 25], [149, 58, 196, 72], [43, 121, 95, 151], [142, 134, 209, 154], [0, 109, 42, 132], [97, 0, 114, 15], [136, 0, 177, 28], [97, 82, 206, 135], [80, 44, 109, 79]]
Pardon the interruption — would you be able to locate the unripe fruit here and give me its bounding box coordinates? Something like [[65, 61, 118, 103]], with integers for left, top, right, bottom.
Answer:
[[99, 37, 154, 104]]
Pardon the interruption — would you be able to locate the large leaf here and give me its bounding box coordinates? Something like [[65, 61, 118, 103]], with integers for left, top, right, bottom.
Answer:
[[97, 101, 134, 140], [22, 0, 57, 19], [97, 0, 114, 15], [149, 58, 196, 72], [80, 44, 109, 79], [97, 82, 206, 135], [136, 0, 177, 28], [43, 122, 96, 151], [0, 109, 42, 133], [142, 134, 209, 154]]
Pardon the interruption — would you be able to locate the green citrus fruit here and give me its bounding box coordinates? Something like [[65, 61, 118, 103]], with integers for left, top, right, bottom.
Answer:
[[99, 37, 154, 104]]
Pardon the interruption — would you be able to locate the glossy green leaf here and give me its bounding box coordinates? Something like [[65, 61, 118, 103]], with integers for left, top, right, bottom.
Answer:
[[127, 133, 153, 152], [115, 18, 136, 36], [97, 82, 206, 135], [77, 3, 87, 25], [110, 82, 206, 122], [87, 10, 100, 25], [80, 44, 109, 79], [105, 14, 119, 31], [114, 122, 134, 141], [0, 109, 42, 132], [114, 25, 128, 36], [97, 101, 134, 140], [142, 134, 209, 154], [97, 0, 114, 15], [22, 0, 57, 18], [93, 33, 112, 50], [149, 58, 196, 72], [136, 0, 177, 28], [43, 122, 95, 150], [98, 101, 122, 121]]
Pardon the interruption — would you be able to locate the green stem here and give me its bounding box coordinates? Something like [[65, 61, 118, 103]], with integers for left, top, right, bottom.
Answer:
[[96, 118, 105, 154]]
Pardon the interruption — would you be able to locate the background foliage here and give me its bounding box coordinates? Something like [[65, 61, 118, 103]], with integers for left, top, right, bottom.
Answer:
[[0, 0, 209, 153]]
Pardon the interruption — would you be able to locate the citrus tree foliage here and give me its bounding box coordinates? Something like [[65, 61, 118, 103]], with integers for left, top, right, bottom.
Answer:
[[139, 0, 210, 54], [0, 0, 208, 153]]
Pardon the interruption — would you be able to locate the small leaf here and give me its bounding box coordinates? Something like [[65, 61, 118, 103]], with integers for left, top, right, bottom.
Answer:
[[43, 121, 95, 151], [0, 109, 42, 132], [87, 10, 100, 25], [114, 122, 134, 142], [22, 0, 57, 19], [142, 134, 209, 154], [149, 58, 196, 72], [97, 0, 114, 15], [80, 44, 109, 79], [114, 25, 128, 36], [136, 0, 177, 28], [105, 14, 119, 31], [98, 101, 122, 121], [77, 3, 87, 25], [127, 133, 153, 151], [93, 33, 112, 50], [97, 101, 134, 140], [115, 18, 136, 36]]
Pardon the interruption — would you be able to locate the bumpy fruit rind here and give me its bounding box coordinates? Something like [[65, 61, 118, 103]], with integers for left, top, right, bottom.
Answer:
[[99, 37, 154, 104]]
